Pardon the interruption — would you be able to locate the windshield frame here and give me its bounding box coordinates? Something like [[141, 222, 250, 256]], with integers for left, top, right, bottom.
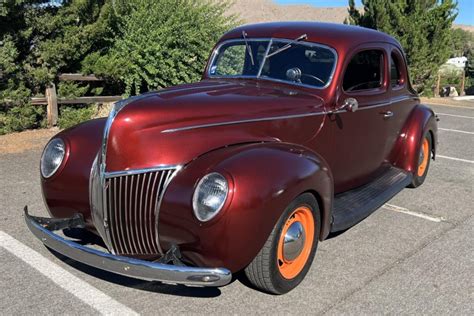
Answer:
[[207, 37, 338, 90]]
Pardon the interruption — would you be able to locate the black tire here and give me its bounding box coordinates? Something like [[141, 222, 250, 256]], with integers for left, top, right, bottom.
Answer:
[[408, 132, 432, 188], [244, 193, 321, 294]]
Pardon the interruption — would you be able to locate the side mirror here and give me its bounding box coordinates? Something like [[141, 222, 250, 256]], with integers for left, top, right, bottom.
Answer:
[[341, 97, 358, 112]]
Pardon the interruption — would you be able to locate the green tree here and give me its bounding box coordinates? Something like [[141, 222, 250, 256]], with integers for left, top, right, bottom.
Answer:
[[466, 54, 474, 95], [450, 28, 473, 58], [345, 0, 457, 94], [83, 0, 237, 96]]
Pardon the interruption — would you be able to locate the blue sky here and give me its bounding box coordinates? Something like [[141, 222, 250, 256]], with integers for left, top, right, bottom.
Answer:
[[275, 0, 474, 25]]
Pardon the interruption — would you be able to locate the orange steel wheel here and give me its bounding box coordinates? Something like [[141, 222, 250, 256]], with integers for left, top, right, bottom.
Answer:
[[417, 138, 430, 177], [277, 206, 315, 279]]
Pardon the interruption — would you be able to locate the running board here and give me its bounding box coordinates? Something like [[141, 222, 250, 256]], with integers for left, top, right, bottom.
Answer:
[[331, 166, 412, 232]]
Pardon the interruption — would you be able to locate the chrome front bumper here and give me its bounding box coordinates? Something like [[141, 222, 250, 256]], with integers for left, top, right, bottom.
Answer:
[[24, 208, 231, 287]]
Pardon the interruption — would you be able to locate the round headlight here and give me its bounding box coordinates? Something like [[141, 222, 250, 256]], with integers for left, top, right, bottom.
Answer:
[[41, 138, 66, 178], [192, 172, 229, 222]]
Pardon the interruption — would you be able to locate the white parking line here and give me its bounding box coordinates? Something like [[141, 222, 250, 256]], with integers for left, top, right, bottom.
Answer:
[[0, 231, 138, 315], [437, 155, 474, 164], [383, 204, 445, 222], [439, 128, 474, 135], [436, 113, 474, 119]]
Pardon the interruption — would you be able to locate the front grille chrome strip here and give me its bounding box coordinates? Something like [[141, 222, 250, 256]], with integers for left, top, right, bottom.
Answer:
[[91, 96, 182, 256], [99, 167, 179, 256]]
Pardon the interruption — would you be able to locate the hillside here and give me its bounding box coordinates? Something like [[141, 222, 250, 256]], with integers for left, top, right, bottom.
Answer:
[[228, 0, 348, 24], [228, 0, 472, 32]]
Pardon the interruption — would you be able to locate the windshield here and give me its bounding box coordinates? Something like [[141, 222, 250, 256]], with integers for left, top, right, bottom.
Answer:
[[208, 39, 337, 88]]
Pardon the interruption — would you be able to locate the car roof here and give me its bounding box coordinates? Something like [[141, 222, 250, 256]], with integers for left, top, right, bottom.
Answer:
[[219, 22, 401, 52]]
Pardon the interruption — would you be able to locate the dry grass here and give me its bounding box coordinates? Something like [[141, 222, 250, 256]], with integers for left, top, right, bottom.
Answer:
[[0, 128, 59, 155]]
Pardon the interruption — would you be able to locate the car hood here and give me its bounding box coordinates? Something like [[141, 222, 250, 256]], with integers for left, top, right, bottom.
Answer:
[[105, 79, 326, 172]]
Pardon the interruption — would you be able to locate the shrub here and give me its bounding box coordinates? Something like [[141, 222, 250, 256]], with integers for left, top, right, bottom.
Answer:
[[57, 105, 95, 129], [57, 81, 89, 98], [0, 103, 45, 135], [83, 0, 237, 96]]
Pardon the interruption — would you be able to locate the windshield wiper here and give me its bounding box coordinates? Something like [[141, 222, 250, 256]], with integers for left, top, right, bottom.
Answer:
[[242, 31, 255, 66], [266, 33, 308, 58]]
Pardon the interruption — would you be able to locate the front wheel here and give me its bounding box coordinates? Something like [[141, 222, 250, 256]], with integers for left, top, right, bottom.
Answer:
[[244, 193, 321, 294], [408, 132, 432, 188]]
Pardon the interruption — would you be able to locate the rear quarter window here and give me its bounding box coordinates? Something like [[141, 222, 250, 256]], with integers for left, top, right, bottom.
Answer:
[[343, 50, 384, 92]]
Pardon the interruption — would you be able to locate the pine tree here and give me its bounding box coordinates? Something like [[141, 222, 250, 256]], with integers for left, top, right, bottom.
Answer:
[[345, 0, 457, 94]]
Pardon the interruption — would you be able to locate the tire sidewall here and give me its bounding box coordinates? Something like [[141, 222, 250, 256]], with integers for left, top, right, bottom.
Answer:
[[411, 132, 432, 187], [268, 193, 321, 294]]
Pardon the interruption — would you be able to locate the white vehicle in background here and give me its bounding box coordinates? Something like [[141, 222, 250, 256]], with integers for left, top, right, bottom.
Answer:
[[446, 56, 467, 69]]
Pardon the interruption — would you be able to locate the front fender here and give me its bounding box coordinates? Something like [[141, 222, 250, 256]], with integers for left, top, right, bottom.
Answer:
[[158, 142, 333, 272], [41, 118, 105, 227], [391, 104, 438, 173]]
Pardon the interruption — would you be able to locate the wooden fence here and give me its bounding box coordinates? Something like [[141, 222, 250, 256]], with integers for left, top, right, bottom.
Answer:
[[32, 74, 121, 127]]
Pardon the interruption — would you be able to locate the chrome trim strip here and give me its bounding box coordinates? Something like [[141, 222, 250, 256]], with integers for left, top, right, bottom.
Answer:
[[162, 95, 416, 133], [132, 175, 144, 254], [25, 211, 232, 286], [117, 176, 126, 253], [331, 95, 416, 114], [100, 94, 153, 176], [149, 172, 161, 253], [142, 172, 153, 252], [104, 165, 182, 178], [208, 37, 338, 90], [138, 173, 147, 253], [162, 112, 326, 133], [154, 167, 182, 254], [111, 177, 122, 253]]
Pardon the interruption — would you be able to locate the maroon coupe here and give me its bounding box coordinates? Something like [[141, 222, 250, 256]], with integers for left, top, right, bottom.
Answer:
[[26, 22, 437, 294]]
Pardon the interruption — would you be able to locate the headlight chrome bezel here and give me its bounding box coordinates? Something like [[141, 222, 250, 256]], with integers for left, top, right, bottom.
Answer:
[[192, 172, 230, 222], [40, 138, 67, 179]]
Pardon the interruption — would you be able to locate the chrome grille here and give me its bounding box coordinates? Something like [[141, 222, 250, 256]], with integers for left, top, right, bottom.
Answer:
[[103, 169, 176, 255]]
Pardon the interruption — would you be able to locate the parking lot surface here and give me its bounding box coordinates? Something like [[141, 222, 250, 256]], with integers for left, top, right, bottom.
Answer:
[[1, 103, 473, 314]]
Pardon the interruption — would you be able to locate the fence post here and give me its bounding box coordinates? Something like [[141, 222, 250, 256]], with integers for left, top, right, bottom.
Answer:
[[460, 70, 465, 96], [45, 84, 58, 127], [434, 73, 441, 97]]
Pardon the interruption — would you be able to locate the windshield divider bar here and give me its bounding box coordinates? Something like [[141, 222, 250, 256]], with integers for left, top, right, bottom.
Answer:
[[257, 39, 273, 78]]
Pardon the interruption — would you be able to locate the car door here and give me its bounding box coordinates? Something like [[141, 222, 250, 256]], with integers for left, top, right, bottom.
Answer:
[[329, 45, 393, 193], [385, 46, 419, 158]]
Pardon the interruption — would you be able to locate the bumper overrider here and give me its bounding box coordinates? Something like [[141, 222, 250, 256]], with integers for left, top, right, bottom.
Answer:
[[24, 207, 232, 287]]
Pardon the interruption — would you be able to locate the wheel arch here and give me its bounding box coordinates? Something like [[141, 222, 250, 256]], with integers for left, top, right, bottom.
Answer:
[[391, 104, 438, 174], [158, 141, 334, 272], [303, 189, 328, 240]]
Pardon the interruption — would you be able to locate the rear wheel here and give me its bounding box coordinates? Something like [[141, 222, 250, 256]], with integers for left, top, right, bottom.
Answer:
[[244, 193, 321, 294], [409, 132, 432, 188]]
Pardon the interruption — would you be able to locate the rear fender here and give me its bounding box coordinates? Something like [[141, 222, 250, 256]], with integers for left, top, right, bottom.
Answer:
[[158, 142, 333, 272], [391, 104, 437, 173]]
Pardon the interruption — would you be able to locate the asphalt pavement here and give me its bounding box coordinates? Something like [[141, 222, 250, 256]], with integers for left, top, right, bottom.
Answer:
[[0, 103, 473, 315]]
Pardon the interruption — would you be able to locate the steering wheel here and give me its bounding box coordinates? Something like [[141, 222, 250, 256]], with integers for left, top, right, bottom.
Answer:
[[286, 67, 325, 85], [301, 73, 325, 85], [346, 81, 380, 92]]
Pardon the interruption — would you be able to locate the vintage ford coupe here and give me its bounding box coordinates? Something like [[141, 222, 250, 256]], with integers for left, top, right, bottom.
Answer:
[[26, 22, 437, 294]]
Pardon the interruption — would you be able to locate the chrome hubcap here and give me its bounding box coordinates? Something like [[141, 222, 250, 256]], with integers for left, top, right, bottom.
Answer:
[[283, 221, 305, 261], [419, 149, 425, 165]]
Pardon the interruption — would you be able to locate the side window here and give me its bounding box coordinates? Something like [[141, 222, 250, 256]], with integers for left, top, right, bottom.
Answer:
[[390, 52, 403, 87], [343, 50, 384, 92]]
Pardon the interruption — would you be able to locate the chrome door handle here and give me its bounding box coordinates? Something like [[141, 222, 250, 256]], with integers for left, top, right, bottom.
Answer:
[[381, 111, 394, 119]]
